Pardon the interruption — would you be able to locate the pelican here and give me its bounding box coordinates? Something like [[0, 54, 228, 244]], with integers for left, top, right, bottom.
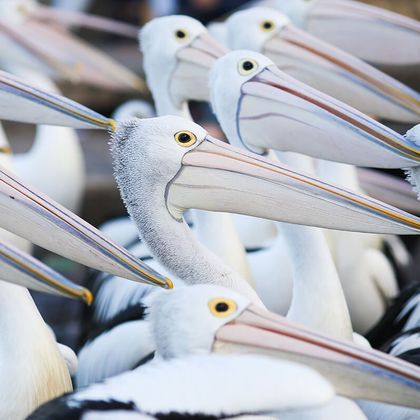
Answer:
[[5, 68, 420, 332], [0, 239, 94, 419], [257, 0, 420, 69], [209, 50, 420, 198], [0, 159, 171, 417], [224, 7, 420, 123], [139, 15, 408, 333], [139, 17, 348, 331], [0, 0, 144, 92], [33, 285, 420, 419]]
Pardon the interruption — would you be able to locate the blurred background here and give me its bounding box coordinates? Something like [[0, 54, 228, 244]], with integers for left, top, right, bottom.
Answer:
[[6, 0, 419, 348]]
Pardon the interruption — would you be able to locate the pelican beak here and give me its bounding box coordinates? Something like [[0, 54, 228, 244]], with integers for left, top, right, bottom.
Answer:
[[214, 305, 420, 408], [0, 168, 172, 289], [0, 240, 92, 304], [29, 4, 139, 38], [263, 24, 420, 123], [172, 32, 228, 102], [168, 135, 420, 235], [234, 66, 420, 169], [0, 69, 115, 129], [305, 0, 420, 67], [0, 6, 144, 92]]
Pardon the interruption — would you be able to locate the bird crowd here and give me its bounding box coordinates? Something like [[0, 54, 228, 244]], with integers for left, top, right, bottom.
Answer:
[[0, 0, 420, 418]]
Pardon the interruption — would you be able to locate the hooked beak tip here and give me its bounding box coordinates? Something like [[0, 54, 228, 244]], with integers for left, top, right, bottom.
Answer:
[[108, 119, 118, 132], [165, 278, 174, 289], [82, 288, 94, 306]]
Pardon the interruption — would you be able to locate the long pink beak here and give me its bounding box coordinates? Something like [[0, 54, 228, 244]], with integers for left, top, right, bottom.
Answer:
[[263, 21, 420, 123], [215, 305, 420, 408], [30, 4, 139, 38], [0, 6, 144, 92], [235, 66, 420, 170], [304, 0, 420, 67], [0, 167, 172, 289]]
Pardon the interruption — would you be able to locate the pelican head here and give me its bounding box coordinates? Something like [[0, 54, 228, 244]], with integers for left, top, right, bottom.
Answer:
[[225, 8, 420, 123], [209, 50, 420, 170], [111, 115, 420, 235], [150, 284, 420, 408], [140, 15, 228, 115], [226, 7, 291, 52]]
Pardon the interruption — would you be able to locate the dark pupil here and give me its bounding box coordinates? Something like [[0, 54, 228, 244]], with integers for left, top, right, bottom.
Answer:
[[178, 132, 191, 143], [215, 302, 229, 312], [176, 30, 186, 39], [242, 61, 254, 71], [263, 21, 272, 29]]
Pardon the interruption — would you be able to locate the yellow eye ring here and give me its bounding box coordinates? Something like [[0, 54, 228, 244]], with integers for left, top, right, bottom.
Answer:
[[260, 20, 275, 32], [208, 298, 237, 318], [174, 130, 197, 147], [174, 28, 189, 41], [238, 58, 259, 76]]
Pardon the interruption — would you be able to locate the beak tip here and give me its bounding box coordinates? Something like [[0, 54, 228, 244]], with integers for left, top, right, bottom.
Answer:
[[165, 278, 174, 289], [82, 289, 94, 306], [108, 119, 118, 132]]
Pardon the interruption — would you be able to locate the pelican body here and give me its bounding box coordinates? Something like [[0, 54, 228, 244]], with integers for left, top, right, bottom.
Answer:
[[31, 285, 420, 418]]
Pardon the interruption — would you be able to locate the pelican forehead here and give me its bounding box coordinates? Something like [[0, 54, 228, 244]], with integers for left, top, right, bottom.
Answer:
[[110, 116, 208, 175], [149, 285, 251, 358], [226, 7, 290, 51], [140, 15, 207, 63], [266, 0, 315, 27]]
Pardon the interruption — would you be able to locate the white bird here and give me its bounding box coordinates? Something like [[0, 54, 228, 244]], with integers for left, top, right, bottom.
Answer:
[[139, 17, 347, 333], [0, 149, 176, 417], [77, 109, 419, 384], [0, 239, 94, 419], [36, 285, 420, 418], [8, 71, 420, 371], [138, 16, 403, 333], [108, 116, 420, 292], [256, 0, 420, 69], [224, 7, 420, 123], [209, 50, 420, 198]]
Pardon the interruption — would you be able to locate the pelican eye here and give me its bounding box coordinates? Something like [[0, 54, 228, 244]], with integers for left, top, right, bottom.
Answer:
[[174, 130, 197, 147], [238, 59, 258, 75], [260, 20, 275, 32], [175, 29, 188, 40], [208, 298, 237, 318]]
